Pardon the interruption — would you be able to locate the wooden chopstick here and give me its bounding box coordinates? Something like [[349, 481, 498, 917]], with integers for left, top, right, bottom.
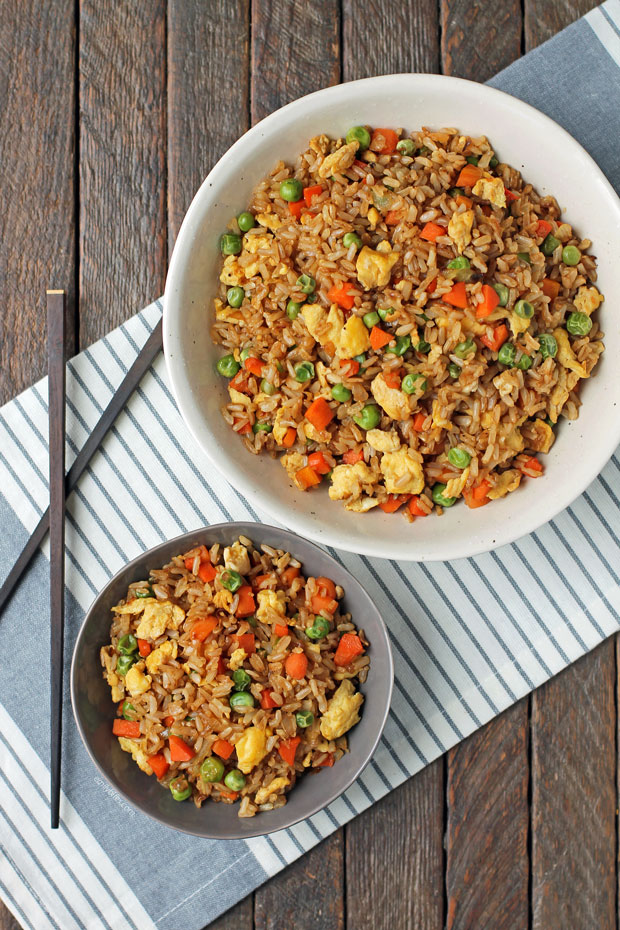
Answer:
[[0, 317, 163, 617], [48, 289, 66, 829]]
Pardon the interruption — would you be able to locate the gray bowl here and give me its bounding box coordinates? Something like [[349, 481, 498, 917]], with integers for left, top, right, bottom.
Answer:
[[70, 522, 394, 838]]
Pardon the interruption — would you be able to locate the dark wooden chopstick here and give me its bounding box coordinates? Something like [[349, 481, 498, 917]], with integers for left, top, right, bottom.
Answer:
[[0, 316, 163, 617], [48, 289, 66, 829]]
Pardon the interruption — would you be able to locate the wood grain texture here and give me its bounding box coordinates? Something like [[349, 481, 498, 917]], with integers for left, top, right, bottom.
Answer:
[[445, 700, 529, 930], [342, 0, 440, 80], [204, 895, 253, 930], [524, 0, 599, 51], [168, 0, 250, 246], [0, 906, 20, 930], [531, 640, 616, 930], [0, 0, 75, 406], [79, 0, 166, 346], [346, 759, 445, 930], [251, 0, 340, 124], [440, 0, 522, 82]]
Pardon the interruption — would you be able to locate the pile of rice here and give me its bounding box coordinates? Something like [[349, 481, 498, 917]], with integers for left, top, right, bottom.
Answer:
[[211, 125, 604, 518], [100, 536, 369, 817]]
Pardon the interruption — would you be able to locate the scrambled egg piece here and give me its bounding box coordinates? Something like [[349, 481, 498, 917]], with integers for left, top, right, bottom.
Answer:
[[574, 285, 603, 317], [256, 212, 283, 231], [553, 328, 588, 378], [318, 140, 358, 178], [133, 600, 185, 641], [219, 255, 244, 286], [522, 419, 555, 454], [356, 245, 399, 290], [112, 598, 152, 615], [472, 176, 506, 208], [444, 467, 470, 500], [304, 421, 331, 443], [329, 462, 377, 507], [493, 370, 519, 400], [503, 426, 524, 453], [487, 469, 522, 500], [336, 315, 370, 359], [320, 680, 364, 740], [301, 303, 344, 349], [380, 449, 425, 495], [229, 386, 251, 407], [309, 134, 330, 155], [224, 541, 251, 575], [460, 316, 487, 336], [243, 233, 272, 254], [432, 400, 454, 431], [448, 209, 474, 254], [235, 726, 269, 774], [105, 668, 124, 703], [509, 312, 532, 338], [214, 298, 243, 325], [117, 737, 153, 775], [213, 589, 234, 610], [366, 428, 401, 452], [371, 372, 410, 421], [273, 408, 292, 445], [229, 648, 247, 671], [254, 777, 290, 805], [367, 206, 380, 229], [257, 588, 287, 622], [125, 664, 152, 697], [346, 496, 379, 512], [146, 640, 178, 675], [281, 452, 307, 488]]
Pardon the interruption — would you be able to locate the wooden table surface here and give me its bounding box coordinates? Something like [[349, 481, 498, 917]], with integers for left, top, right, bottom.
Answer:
[[0, 1, 612, 928]]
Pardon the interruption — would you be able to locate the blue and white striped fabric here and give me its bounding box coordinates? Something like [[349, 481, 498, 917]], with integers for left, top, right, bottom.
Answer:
[[2, 4, 620, 927]]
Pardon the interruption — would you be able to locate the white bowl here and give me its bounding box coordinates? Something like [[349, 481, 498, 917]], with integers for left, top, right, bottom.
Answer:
[[164, 74, 620, 562]]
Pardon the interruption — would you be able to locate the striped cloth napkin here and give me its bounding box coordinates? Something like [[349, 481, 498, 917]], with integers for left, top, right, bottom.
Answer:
[[1, 4, 620, 928]]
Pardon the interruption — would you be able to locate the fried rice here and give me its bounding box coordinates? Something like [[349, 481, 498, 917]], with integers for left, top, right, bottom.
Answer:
[[100, 536, 369, 817], [211, 125, 604, 518]]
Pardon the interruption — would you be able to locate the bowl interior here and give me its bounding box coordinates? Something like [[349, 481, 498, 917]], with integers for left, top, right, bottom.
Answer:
[[71, 522, 393, 838], [164, 74, 620, 561]]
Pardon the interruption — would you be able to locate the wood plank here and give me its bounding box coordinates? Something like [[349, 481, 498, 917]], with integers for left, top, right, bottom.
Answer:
[[531, 640, 616, 930], [0, 0, 76, 406], [0, 907, 20, 930], [346, 759, 445, 929], [79, 0, 166, 347], [204, 896, 253, 930], [445, 700, 529, 930], [342, 0, 440, 80], [524, 0, 599, 51], [440, 0, 522, 82]]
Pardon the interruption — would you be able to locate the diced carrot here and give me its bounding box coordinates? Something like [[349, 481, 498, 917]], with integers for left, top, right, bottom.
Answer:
[[408, 496, 428, 517], [383, 370, 401, 390], [542, 277, 560, 300], [217, 656, 227, 675], [426, 277, 438, 293], [316, 753, 335, 767], [420, 221, 445, 242], [234, 419, 252, 435], [456, 195, 473, 209], [191, 616, 218, 642], [443, 280, 468, 309], [327, 281, 356, 310], [260, 690, 278, 710], [184, 556, 195, 571], [168, 735, 196, 762], [244, 356, 264, 376], [370, 326, 392, 350], [379, 493, 410, 513], [252, 573, 273, 590], [521, 456, 544, 475], [230, 370, 249, 392], [278, 736, 301, 766], [281, 565, 300, 587], [112, 719, 140, 739], [303, 184, 323, 207], [342, 448, 364, 464], [235, 585, 256, 618], [137, 638, 151, 657], [147, 753, 169, 779], [221, 791, 239, 801], [456, 164, 483, 188], [234, 632, 256, 655], [311, 594, 338, 614], [305, 396, 335, 431], [288, 199, 304, 219], [285, 652, 308, 679], [371, 128, 398, 154], [164, 714, 176, 727], [476, 284, 500, 319], [340, 358, 360, 377], [504, 187, 518, 202], [334, 632, 365, 667], [536, 219, 553, 238], [198, 561, 217, 583], [413, 412, 427, 431], [385, 208, 402, 225], [464, 479, 491, 509], [308, 451, 331, 475], [280, 426, 296, 448], [274, 623, 289, 638], [316, 577, 336, 599], [296, 465, 322, 490], [212, 739, 234, 760], [481, 323, 508, 353]]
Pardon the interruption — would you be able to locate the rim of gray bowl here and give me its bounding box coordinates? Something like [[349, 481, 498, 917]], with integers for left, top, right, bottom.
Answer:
[[70, 521, 394, 838]]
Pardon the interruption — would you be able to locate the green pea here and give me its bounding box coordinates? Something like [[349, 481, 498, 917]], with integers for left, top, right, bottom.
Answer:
[[260, 379, 276, 396], [544, 416, 554, 427], [280, 178, 303, 202], [448, 187, 464, 199], [516, 353, 532, 371], [386, 335, 411, 356], [170, 781, 192, 802], [363, 310, 380, 329], [562, 245, 581, 266], [402, 373, 427, 395], [353, 404, 381, 430], [454, 338, 475, 359], [216, 354, 240, 378], [331, 383, 352, 403], [566, 311, 592, 336], [541, 233, 560, 256], [232, 669, 251, 691], [354, 354, 366, 364], [378, 307, 397, 321], [517, 252, 531, 264], [466, 155, 479, 165], [492, 282, 510, 307], [396, 138, 415, 155], [230, 691, 255, 711], [227, 286, 245, 308], [447, 255, 472, 282], [295, 361, 315, 383], [240, 346, 253, 363], [489, 155, 499, 168], [224, 769, 246, 791], [134, 586, 154, 598], [447, 256, 470, 271], [200, 757, 225, 783], [296, 274, 315, 295], [514, 299, 534, 319], [345, 126, 371, 151], [296, 710, 315, 728], [432, 483, 457, 508], [287, 300, 303, 320], [118, 634, 138, 655], [116, 654, 136, 676], [306, 616, 331, 641], [498, 342, 516, 366], [538, 333, 558, 359], [221, 569, 244, 592], [121, 701, 136, 721], [220, 233, 242, 255], [416, 340, 431, 355], [448, 362, 461, 378], [237, 211, 255, 232], [252, 421, 273, 434], [448, 447, 471, 469], [343, 231, 363, 249]]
